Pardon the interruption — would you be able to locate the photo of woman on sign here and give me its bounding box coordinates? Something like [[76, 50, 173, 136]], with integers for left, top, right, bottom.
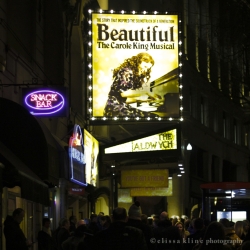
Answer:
[[103, 52, 162, 117]]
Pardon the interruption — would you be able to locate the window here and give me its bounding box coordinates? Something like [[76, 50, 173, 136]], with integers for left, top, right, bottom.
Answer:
[[233, 118, 238, 144], [201, 96, 208, 126], [222, 160, 237, 182], [245, 132, 248, 147], [201, 97, 205, 124], [213, 108, 218, 132], [189, 88, 193, 115], [223, 112, 229, 139]]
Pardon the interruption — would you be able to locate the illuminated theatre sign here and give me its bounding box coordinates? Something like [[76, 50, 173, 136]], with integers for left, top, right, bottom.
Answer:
[[130, 179, 173, 196], [69, 124, 87, 186], [121, 169, 169, 188], [23, 88, 67, 116], [84, 129, 99, 187], [105, 129, 177, 154], [89, 11, 181, 122]]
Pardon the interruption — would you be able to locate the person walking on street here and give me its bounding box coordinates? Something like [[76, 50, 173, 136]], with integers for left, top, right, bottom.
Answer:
[[57, 218, 70, 250], [93, 207, 148, 250], [4, 208, 33, 250], [37, 217, 53, 250]]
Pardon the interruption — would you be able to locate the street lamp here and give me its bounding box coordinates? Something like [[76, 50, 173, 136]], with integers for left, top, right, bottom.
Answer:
[[186, 143, 192, 151]]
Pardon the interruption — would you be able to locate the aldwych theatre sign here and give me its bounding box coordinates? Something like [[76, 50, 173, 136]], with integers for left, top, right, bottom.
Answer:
[[105, 129, 177, 154]]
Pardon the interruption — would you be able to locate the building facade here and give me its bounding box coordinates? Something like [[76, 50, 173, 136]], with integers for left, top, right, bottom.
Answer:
[[1, 0, 250, 249]]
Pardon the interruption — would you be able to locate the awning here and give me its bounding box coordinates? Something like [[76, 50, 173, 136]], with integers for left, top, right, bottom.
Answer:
[[0, 97, 67, 184], [0, 141, 50, 206]]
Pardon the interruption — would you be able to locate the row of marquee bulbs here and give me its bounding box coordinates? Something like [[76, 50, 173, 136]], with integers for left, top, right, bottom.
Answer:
[[89, 9, 172, 15]]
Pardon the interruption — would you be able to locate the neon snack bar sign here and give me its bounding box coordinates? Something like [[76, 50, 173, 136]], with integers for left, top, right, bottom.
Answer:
[[23, 89, 67, 116]]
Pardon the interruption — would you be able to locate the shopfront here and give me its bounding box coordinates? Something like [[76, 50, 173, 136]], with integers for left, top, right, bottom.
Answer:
[[0, 97, 68, 249], [201, 182, 250, 222]]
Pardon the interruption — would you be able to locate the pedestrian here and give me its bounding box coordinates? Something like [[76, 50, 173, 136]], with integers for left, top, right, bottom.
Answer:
[[93, 207, 148, 250], [3, 208, 33, 250], [37, 217, 53, 250], [184, 218, 205, 250], [126, 201, 156, 250], [88, 213, 99, 235], [57, 218, 70, 250], [219, 218, 242, 249], [141, 214, 148, 225], [69, 215, 77, 234], [100, 215, 111, 229], [194, 221, 232, 250], [52, 218, 65, 250], [175, 221, 190, 241], [76, 219, 86, 227], [62, 225, 89, 250]]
